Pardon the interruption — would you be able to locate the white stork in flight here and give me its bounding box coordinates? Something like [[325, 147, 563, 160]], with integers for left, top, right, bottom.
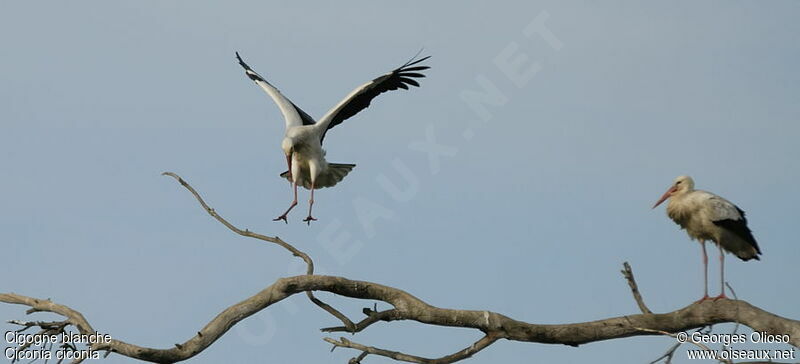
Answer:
[[236, 52, 430, 224], [652, 175, 761, 302]]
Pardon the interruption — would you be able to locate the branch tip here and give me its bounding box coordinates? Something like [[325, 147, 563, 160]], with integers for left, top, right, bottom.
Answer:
[[162, 173, 357, 341], [621, 262, 652, 314]]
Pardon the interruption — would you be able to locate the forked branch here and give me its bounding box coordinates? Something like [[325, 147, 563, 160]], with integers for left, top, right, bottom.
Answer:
[[2, 174, 797, 364], [160, 171, 356, 332]]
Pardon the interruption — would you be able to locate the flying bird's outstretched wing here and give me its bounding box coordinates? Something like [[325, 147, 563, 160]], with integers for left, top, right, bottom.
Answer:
[[316, 55, 430, 142], [236, 52, 316, 128]]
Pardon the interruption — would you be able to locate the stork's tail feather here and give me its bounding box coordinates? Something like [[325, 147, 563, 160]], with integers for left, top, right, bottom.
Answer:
[[315, 163, 356, 188], [279, 163, 355, 189], [714, 219, 762, 262], [734, 240, 761, 261], [735, 249, 760, 261]]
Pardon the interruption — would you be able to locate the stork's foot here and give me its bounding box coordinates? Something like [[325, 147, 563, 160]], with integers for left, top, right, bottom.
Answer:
[[274, 201, 298, 224], [694, 295, 712, 304], [303, 216, 317, 225], [712, 293, 729, 301]]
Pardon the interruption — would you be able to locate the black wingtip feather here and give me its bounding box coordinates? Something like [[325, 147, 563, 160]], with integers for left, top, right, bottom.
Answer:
[[398, 77, 420, 87], [402, 55, 431, 68], [235, 52, 248, 68], [391, 54, 431, 89], [402, 66, 430, 72], [320, 52, 430, 138], [399, 47, 429, 67], [713, 216, 762, 260], [235, 52, 264, 82]]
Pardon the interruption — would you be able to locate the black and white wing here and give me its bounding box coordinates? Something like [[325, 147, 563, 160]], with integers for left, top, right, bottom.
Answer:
[[705, 194, 744, 221], [315, 55, 430, 142], [236, 52, 315, 128], [706, 194, 762, 258]]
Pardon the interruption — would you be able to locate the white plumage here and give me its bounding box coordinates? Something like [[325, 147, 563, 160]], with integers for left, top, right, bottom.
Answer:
[[236, 52, 430, 223], [653, 175, 761, 301]]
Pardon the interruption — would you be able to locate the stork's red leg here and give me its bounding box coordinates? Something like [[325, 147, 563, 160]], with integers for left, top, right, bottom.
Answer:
[[274, 181, 298, 223], [713, 245, 728, 300], [303, 181, 317, 225], [285, 154, 293, 183], [695, 241, 711, 303]]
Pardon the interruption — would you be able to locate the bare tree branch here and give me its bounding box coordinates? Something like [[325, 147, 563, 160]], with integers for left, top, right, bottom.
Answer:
[[621, 261, 652, 314], [3, 274, 799, 363], [325, 333, 499, 364], [649, 342, 681, 364], [627, 325, 732, 364], [2, 173, 797, 363], [321, 308, 401, 333], [160, 171, 357, 332], [348, 351, 370, 364]]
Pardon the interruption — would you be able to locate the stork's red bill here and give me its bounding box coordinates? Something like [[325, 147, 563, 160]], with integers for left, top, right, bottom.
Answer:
[[653, 175, 761, 302], [236, 52, 430, 224]]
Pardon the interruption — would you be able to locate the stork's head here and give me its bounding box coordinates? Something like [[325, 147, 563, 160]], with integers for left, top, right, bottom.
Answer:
[[652, 175, 694, 208]]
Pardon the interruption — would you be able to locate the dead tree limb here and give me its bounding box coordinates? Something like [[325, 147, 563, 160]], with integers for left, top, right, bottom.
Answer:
[[2, 173, 797, 363], [160, 172, 356, 332], [3, 274, 798, 363], [621, 261, 652, 314]]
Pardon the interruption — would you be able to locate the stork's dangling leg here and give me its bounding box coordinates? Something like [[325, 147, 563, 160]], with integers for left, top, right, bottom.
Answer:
[[283, 154, 294, 186], [303, 181, 317, 224], [713, 245, 728, 300], [274, 180, 298, 223], [696, 241, 711, 303]]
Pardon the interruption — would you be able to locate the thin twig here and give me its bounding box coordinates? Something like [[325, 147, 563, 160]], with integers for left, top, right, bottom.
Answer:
[[628, 324, 732, 364], [325, 333, 500, 364], [725, 282, 741, 338], [621, 262, 652, 314], [161, 171, 356, 331], [348, 351, 369, 364], [648, 342, 681, 364], [321, 309, 401, 333]]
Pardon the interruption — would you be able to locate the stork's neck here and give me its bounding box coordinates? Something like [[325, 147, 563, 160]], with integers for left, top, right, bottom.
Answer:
[[666, 190, 695, 223]]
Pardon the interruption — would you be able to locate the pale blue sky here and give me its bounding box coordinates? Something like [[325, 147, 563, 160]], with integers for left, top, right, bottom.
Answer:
[[2, 1, 798, 363]]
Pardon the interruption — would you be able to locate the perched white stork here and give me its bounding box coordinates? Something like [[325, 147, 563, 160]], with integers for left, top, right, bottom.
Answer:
[[236, 52, 430, 224], [652, 175, 761, 302]]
